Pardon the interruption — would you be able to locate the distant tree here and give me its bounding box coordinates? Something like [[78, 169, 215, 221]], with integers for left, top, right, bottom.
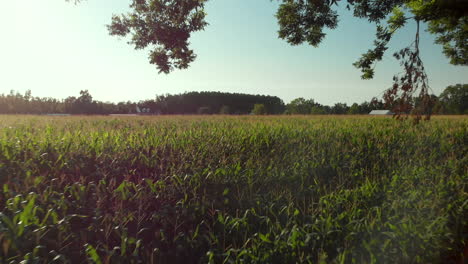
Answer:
[[432, 98, 443, 115], [310, 105, 327, 115], [139, 99, 160, 114], [64, 96, 77, 114], [0, 90, 66, 114], [331, 103, 349, 115], [219, 105, 231, 115], [116, 101, 136, 114], [75, 90, 96, 114], [411, 94, 438, 116], [252, 104, 267, 115], [370, 99, 386, 111], [197, 106, 212, 115], [152, 91, 284, 115], [24, 90, 32, 102], [438, 84, 468, 114], [1, 89, 422, 116], [95, 101, 118, 115], [348, 103, 361, 115], [358, 101, 372, 114], [77, 90, 93, 104], [286, 98, 315, 114]]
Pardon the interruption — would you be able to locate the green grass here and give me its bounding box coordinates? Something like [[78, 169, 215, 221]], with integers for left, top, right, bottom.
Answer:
[[0, 115, 466, 263]]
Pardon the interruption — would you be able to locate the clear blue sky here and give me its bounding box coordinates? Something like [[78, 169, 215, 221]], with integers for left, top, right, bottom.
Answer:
[[1, 0, 467, 105]]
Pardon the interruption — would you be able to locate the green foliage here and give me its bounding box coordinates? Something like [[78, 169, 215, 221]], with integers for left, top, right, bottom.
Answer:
[[154, 91, 285, 115], [331, 103, 349, 114], [348, 103, 360, 114], [428, 16, 468, 66], [438, 84, 468, 114], [276, 0, 338, 47], [352, 25, 393, 80], [387, 7, 406, 31], [286, 98, 315, 114], [285, 97, 389, 115], [197, 106, 212, 115], [5, 89, 467, 116], [251, 104, 267, 115], [219, 105, 231, 115], [100, 0, 467, 119], [107, 0, 208, 74], [0, 90, 286, 115], [0, 115, 466, 263], [277, 0, 467, 79], [69, 0, 468, 76], [310, 105, 327, 115]]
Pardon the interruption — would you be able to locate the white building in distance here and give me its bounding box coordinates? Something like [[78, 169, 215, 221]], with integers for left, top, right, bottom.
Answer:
[[369, 110, 393, 115]]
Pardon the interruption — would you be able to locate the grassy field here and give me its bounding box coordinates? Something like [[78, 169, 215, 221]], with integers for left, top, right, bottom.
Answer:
[[0, 115, 466, 263]]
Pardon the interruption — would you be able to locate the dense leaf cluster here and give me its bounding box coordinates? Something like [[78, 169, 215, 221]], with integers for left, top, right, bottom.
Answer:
[[107, 0, 208, 74], [275, 0, 467, 118], [438, 84, 468, 114]]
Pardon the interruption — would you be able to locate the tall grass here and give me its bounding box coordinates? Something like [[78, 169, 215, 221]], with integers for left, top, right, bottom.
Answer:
[[0, 115, 466, 263]]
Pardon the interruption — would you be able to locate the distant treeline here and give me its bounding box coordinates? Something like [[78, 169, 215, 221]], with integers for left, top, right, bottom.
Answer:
[[0, 91, 285, 115], [285, 84, 467, 115], [144, 92, 286, 114], [0, 84, 466, 115]]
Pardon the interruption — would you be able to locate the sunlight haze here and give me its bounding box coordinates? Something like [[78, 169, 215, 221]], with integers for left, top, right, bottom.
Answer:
[[2, 0, 467, 105]]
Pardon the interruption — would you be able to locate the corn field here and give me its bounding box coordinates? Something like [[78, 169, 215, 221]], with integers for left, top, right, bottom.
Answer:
[[0, 115, 466, 263]]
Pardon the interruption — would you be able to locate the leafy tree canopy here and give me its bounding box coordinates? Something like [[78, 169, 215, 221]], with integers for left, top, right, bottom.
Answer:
[[70, 0, 467, 117], [438, 83, 468, 114], [252, 104, 268, 115], [97, 0, 468, 75], [107, 0, 208, 74], [286, 97, 316, 114]]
